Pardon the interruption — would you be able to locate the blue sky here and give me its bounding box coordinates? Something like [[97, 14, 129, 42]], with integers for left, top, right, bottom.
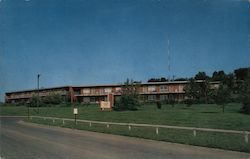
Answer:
[[0, 0, 249, 101]]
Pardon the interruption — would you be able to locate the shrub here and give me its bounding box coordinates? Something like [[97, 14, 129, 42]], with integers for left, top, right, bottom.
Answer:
[[156, 101, 162, 109], [241, 95, 250, 114], [114, 79, 141, 111], [43, 93, 63, 105], [30, 95, 43, 107], [240, 80, 250, 114]]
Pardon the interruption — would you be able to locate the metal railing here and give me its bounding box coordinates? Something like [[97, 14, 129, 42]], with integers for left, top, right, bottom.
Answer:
[[30, 116, 250, 143]]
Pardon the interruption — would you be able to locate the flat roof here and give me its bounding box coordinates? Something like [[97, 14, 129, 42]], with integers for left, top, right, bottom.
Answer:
[[5, 80, 220, 94], [5, 86, 71, 94]]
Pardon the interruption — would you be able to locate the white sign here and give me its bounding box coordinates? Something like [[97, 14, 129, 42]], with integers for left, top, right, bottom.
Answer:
[[100, 101, 111, 109], [73, 108, 78, 114]]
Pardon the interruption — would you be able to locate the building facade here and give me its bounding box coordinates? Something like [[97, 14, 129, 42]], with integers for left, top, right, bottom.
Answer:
[[5, 81, 220, 104]]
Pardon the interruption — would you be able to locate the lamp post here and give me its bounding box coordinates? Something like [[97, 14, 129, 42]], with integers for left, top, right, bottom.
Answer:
[[37, 74, 41, 113]]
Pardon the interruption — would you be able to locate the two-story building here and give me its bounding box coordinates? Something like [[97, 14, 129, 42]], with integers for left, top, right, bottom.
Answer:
[[5, 81, 220, 104]]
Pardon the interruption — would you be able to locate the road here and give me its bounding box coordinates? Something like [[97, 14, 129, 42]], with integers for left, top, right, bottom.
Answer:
[[0, 117, 250, 159]]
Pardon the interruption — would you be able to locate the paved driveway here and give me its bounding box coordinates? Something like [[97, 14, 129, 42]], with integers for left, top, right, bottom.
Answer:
[[0, 117, 249, 159]]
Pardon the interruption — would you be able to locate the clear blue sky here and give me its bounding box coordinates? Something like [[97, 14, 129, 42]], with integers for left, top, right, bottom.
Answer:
[[0, 0, 249, 102]]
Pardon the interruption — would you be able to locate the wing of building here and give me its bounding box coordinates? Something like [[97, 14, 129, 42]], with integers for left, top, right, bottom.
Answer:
[[5, 81, 220, 104]]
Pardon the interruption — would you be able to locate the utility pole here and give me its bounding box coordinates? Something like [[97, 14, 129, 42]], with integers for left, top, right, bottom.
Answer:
[[37, 74, 40, 113]]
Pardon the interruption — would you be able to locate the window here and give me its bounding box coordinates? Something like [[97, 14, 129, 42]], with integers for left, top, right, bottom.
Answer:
[[148, 95, 156, 101], [91, 88, 95, 94], [160, 95, 168, 101], [99, 88, 105, 94], [104, 88, 112, 93], [83, 97, 90, 103], [160, 85, 168, 92], [82, 88, 90, 94], [115, 87, 121, 92], [148, 86, 156, 92]]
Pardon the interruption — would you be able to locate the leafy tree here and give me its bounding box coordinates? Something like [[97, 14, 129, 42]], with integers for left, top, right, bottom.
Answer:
[[43, 93, 63, 105], [195, 72, 209, 80], [156, 101, 162, 109], [30, 95, 42, 107], [184, 77, 212, 103], [241, 94, 250, 114], [212, 70, 226, 81], [198, 79, 210, 103], [234, 67, 250, 80], [213, 84, 230, 113], [223, 73, 235, 90], [238, 77, 250, 114], [174, 78, 188, 81], [184, 78, 201, 102], [148, 77, 168, 82], [29, 95, 43, 114], [114, 79, 141, 111]]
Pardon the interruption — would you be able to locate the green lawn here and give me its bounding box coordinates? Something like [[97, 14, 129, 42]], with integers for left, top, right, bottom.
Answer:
[[1, 103, 250, 152], [1, 103, 250, 131]]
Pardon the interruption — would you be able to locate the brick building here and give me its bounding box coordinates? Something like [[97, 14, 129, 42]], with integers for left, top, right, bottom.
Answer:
[[5, 80, 220, 104]]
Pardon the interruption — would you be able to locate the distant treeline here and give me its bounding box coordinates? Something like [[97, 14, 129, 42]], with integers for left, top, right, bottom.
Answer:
[[148, 67, 250, 82], [148, 67, 250, 114]]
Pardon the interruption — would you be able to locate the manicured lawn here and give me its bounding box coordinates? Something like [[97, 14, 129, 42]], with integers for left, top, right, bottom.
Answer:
[[2, 103, 250, 152], [1, 103, 250, 131], [29, 116, 250, 153]]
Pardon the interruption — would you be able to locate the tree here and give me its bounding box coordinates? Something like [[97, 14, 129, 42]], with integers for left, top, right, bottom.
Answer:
[[198, 79, 210, 103], [43, 93, 63, 105], [241, 92, 250, 115], [238, 77, 250, 114], [156, 101, 162, 109], [213, 84, 230, 113], [114, 79, 141, 111], [184, 78, 201, 102], [195, 72, 209, 80], [174, 78, 188, 81], [30, 95, 42, 107], [223, 73, 234, 90], [212, 70, 226, 81], [148, 77, 168, 82], [234, 68, 250, 80]]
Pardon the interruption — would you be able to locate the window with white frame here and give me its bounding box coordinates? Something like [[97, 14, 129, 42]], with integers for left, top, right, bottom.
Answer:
[[160, 85, 168, 92], [148, 86, 156, 92], [82, 88, 90, 94], [104, 88, 112, 93]]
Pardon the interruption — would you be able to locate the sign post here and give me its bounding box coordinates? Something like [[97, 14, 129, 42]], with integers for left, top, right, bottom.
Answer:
[[27, 102, 30, 120], [73, 108, 78, 125]]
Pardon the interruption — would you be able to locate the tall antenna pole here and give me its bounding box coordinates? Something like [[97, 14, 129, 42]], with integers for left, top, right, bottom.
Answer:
[[167, 38, 170, 81]]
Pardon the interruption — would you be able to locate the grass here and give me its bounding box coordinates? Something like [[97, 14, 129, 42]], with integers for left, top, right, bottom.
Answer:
[[1, 103, 250, 152], [1, 103, 250, 131], [28, 116, 250, 153]]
